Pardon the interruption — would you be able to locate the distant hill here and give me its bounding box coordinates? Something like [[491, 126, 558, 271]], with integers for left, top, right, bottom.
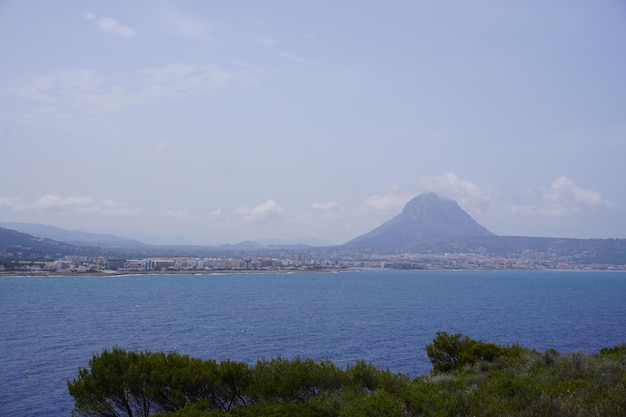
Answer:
[[0, 226, 91, 258], [0, 222, 148, 249], [0, 223, 320, 260], [2, 198, 625, 266], [346, 193, 495, 248]]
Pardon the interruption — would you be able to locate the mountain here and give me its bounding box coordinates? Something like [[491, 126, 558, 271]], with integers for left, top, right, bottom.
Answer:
[[0, 222, 148, 249], [0, 226, 91, 258], [341, 193, 626, 265], [345, 193, 495, 248]]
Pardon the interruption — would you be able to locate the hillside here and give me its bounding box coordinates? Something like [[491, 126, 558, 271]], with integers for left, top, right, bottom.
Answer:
[[0, 222, 148, 249], [0, 226, 90, 258]]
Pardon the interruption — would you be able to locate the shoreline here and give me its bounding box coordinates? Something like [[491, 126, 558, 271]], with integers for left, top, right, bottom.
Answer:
[[0, 268, 352, 278], [2, 266, 625, 278]]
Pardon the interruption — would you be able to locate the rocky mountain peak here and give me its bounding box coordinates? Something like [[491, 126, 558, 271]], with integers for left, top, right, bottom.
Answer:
[[345, 193, 495, 248]]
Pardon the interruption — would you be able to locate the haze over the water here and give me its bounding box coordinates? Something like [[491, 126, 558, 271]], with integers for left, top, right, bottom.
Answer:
[[1, 1, 624, 245]]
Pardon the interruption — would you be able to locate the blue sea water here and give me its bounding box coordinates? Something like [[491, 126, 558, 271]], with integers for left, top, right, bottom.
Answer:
[[1, 269, 626, 417]]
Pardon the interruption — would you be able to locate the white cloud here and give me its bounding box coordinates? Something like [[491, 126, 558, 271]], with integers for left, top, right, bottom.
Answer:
[[362, 195, 406, 212], [255, 35, 277, 48], [98, 17, 136, 37], [506, 176, 616, 219], [543, 176, 614, 209], [34, 194, 93, 210], [85, 13, 136, 37], [235, 199, 283, 222], [359, 173, 497, 216], [415, 173, 497, 208]]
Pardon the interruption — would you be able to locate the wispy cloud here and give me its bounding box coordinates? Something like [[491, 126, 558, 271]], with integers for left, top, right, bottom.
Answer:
[[10, 63, 251, 113], [85, 13, 136, 37], [235, 199, 283, 222], [0, 194, 142, 216], [164, 210, 187, 217], [138, 63, 234, 99], [0, 196, 23, 211], [10, 68, 136, 112]]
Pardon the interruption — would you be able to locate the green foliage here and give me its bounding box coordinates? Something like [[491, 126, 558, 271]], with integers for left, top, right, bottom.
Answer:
[[68, 346, 136, 417], [425, 331, 522, 373], [70, 337, 626, 417], [250, 356, 344, 404], [425, 331, 477, 372], [599, 343, 626, 358], [338, 390, 405, 417], [214, 360, 252, 411], [460, 341, 505, 365]]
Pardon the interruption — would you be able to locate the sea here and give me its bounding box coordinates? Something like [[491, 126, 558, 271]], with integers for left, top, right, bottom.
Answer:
[[1, 269, 625, 417]]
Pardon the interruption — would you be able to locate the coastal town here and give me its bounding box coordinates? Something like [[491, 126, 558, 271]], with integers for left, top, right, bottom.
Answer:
[[2, 250, 625, 275], [2, 193, 625, 275]]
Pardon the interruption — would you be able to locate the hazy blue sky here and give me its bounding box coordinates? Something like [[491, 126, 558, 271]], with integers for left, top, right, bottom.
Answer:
[[1, 1, 625, 245]]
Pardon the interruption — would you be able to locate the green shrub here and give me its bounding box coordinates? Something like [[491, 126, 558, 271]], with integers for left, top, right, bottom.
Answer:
[[249, 356, 344, 404], [599, 344, 626, 358], [69, 339, 626, 417], [338, 390, 405, 417], [425, 331, 477, 372], [425, 332, 520, 373]]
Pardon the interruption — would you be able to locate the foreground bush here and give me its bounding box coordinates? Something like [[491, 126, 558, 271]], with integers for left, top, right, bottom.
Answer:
[[425, 331, 522, 372], [68, 336, 626, 417]]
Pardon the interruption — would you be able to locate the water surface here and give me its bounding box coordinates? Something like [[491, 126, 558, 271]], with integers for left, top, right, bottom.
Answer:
[[1, 270, 625, 416]]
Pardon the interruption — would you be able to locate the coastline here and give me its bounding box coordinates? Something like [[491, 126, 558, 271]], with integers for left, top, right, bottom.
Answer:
[[2, 266, 625, 278], [0, 268, 350, 278]]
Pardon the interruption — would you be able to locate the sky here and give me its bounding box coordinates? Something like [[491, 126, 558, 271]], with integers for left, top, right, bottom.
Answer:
[[1, 1, 625, 245]]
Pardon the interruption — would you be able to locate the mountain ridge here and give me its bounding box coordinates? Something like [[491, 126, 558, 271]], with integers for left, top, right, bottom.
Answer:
[[0, 222, 147, 249], [2, 193, 626, 266]]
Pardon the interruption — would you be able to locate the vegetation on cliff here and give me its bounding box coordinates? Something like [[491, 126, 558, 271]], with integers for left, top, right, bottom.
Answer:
[[68, 332, 626, 417]]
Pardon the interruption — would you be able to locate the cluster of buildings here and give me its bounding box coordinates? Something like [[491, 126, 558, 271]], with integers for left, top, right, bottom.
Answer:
[[111, 256, 304, 272], [2, 253, 384, 275], [2, 250, 625, 275]]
